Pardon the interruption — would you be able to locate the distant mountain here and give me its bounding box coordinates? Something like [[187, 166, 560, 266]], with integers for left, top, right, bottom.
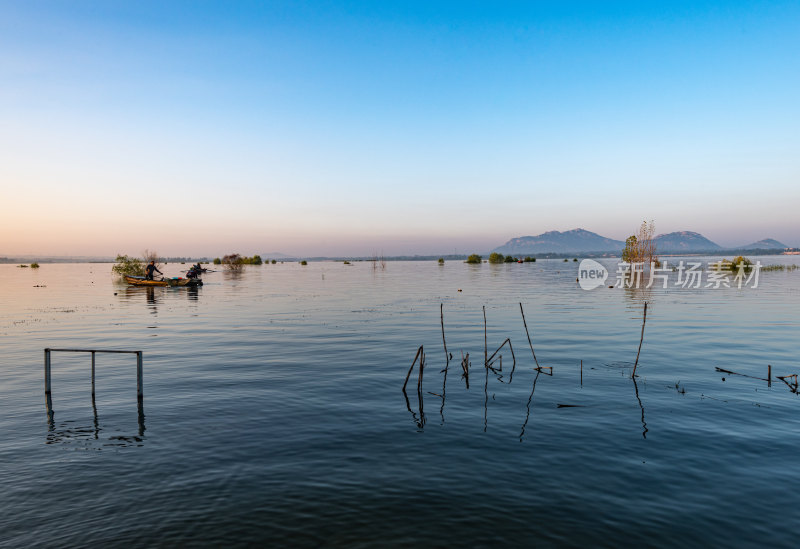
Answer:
[[654, 231, 722, 252], [493, 229, 624, 255], [737, 239, 787, 250]]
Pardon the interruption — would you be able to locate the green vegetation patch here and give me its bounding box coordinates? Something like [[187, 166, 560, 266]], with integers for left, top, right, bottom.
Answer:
[[111, 254, 145, 277]]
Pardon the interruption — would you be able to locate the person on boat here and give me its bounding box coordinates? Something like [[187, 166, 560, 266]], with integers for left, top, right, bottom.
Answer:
[[145, 261, 162, 280], [186, 264, 201, 279]]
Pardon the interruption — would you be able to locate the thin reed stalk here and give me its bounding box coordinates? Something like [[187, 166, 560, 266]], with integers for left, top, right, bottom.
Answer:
[[519, 303, 540, 368], [403, 345, 424, 392]]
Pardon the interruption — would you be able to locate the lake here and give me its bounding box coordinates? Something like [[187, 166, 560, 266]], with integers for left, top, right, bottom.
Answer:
[[1, 257, 799, 547]]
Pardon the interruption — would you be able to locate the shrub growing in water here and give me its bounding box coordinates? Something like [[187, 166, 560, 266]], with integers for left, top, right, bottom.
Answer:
[[213, 258, 221, 265], [112, 254, 145, 277], [300, 260, 308, 265], [438, 258, 445, 264], [488, 253, 504, 264], [503, 255, 516, 263], [30, 263, 40, 268], [523, 256, 536, 262], [725, 256, 753, 272], [222, 253, 244, 271], [466, 254, 482, 264]]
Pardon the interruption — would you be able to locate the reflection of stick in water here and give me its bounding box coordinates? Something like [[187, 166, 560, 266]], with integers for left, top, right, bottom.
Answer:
[[483, 306, 488, 366], [632, 302, 648, 378], [484, 354, 490, 432], [520, 369, 542, 441], [403, 389, 424, 428], [633, 376, 648, 439], [461, 351, 470, 389], [402, 346, 426, 428]]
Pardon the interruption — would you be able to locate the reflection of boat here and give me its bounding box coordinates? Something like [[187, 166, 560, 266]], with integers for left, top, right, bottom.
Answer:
[[124, 276, 168, 287], [165, 277, 203, 287]]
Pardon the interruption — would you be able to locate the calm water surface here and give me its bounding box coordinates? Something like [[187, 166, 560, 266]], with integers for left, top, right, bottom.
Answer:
[[1, 258, 799, 547]]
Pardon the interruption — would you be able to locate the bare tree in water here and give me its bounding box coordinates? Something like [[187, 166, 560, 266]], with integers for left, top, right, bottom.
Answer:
[[142, 249, 161, 268], [621, 221, 659, 268], [222, 253, 244, 272], [371, 250, 387, 271]]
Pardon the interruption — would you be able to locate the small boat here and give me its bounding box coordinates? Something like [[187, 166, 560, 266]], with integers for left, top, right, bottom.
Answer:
[[124, 275, 202, 287], [124, 275, 169, 287]]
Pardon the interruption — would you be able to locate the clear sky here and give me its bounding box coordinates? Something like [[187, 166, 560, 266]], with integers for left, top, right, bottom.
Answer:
[[1, 1, 798, 257]]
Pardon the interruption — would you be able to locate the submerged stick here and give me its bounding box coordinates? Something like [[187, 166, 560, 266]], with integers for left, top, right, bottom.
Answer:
[[580, 359, 583, 386], [519, 303, 540, 368], [403, 345, 424, 392], [715, 366, 769, 382], [631, 302, 648, 378]]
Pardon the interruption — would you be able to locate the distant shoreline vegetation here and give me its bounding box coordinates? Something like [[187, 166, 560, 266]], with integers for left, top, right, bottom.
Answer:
[[2, 248, 799, 265]]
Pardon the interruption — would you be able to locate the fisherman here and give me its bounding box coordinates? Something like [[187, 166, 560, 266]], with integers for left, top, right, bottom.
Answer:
[[145, 260, 162, 281], [186, 263, 201, 279]]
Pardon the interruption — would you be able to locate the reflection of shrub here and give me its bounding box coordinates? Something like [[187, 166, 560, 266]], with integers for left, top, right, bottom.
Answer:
[[31, 263, 40, 268], [466, 254, 482, 264], [488, 253, 504, 264], [504, 255, 516, 263], [763, 264, 799, 272], [213, 258, 221, 265], [112, 254, 145, 277]]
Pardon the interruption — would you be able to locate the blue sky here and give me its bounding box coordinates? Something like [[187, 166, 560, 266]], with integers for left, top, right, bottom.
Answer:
[[1, 1, 798, 256]]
